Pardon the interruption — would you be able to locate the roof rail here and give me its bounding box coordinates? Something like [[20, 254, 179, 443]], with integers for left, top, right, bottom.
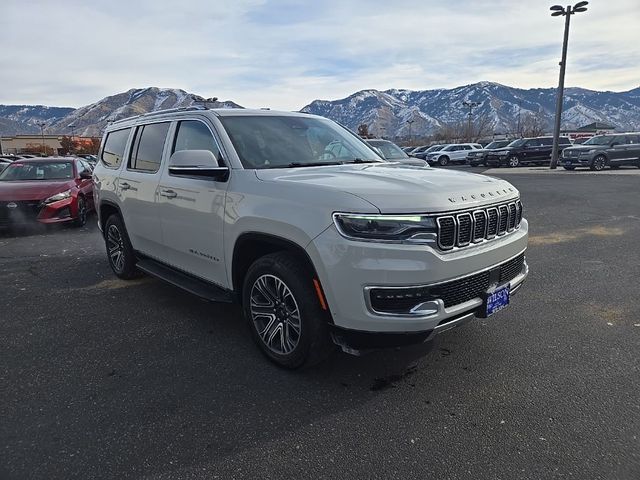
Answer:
[[109, 105, 208, 125]]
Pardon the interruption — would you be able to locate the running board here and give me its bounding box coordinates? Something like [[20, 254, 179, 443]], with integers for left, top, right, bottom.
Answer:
[[136, 258, 234, 303]]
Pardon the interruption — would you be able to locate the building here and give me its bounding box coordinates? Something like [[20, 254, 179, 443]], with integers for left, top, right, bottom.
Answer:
[[0, 135, 100, 155], [575, 121, 617, 134]]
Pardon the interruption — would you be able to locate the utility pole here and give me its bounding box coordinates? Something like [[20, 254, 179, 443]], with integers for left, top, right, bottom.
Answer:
[[549, 1, 588, 169], [68, 124, 77, 155], [406, 119, 415, 145], [462, 101, 479, 141], [37, 121, 46, 156]]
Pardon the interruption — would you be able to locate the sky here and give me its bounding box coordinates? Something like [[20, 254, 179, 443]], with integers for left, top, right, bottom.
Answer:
[[1, 0, 639, 110]]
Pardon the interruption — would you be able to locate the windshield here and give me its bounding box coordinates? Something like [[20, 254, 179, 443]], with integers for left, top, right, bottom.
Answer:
[[219, 115, 382, 169], [485, 141, 508, 149], [368, 141, 408, 160], [425, 145, 444, 153], [583, 135, 616, 146], [0, 161, 74, 181], [507, 139, 527, 147]]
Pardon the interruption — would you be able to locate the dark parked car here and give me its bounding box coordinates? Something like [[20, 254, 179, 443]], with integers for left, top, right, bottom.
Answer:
[[485, 136, 572, 167], [0, 157, 94, 228], [467, 140, 512, 166], [367, 139, 427, 165], [561, 133, 640, 171], [413, 144, 447, 160]]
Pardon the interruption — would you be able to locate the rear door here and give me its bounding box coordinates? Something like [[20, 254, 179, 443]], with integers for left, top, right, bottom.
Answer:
[[617, 135, 640, 165], [117, 121, 171, 258], [157, 118, 229, 286]]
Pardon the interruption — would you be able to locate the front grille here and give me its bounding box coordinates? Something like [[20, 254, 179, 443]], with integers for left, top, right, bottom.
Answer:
[[369, 253, 526, 313], [0, 200, 42, 225], [436, 200, 522, 250]]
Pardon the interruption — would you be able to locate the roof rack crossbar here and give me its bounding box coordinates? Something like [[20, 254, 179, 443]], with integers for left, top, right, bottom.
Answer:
[[109, 105, 207, 125]]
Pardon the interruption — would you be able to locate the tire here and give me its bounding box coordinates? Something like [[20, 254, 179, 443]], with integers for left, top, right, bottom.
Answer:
[[104, 214, 140, 280], [243, 252, 332, 369], [74, 196, 87, 227], [507, 155, 520, 168], [437, 156, 449, 166], [563, 166, 576, 171], [590, 155, 607, 171]]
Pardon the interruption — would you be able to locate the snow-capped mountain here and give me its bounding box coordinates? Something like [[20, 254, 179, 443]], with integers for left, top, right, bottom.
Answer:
[[0, 87, 242, 137], [302, 82, 640, 137], [0, 105, 75, 135]]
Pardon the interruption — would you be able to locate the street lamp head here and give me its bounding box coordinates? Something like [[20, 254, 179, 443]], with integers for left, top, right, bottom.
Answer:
[[573, 5, 588, 13], [573, 1, 588, 9]]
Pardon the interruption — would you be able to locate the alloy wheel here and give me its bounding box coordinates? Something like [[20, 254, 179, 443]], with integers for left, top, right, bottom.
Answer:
[[593, 156, 606, 171], [107, 224, 125, 273], [508, 156, 520, 168], [77, 198, 87, 225], [250, 274, 301, 355]]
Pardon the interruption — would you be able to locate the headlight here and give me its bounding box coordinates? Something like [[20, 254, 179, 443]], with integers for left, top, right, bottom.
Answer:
[[498, 151, 510, 156], [333, 213, 437, 242], [44, 189, 71, 204]]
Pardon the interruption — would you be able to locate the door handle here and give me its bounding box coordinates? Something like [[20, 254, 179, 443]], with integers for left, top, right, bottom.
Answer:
[[120, 182, 131, 190], [159, 189, 177, 199]]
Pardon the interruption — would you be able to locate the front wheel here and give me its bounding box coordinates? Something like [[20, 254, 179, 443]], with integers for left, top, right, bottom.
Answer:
[[74, 196, 87, 227], [590, 155, 607, 171], [243, 252, 332, 369], [508, 156, 520, 168], [437, 156, 449, 166], [104, 214, 140, 279]]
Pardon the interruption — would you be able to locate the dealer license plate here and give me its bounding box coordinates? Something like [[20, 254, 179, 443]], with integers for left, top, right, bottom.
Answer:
[[486, 284, 510, 317]]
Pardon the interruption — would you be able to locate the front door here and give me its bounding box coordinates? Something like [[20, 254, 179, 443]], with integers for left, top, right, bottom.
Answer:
[[157, 119, 229, 287], [117, 121, 171, 259]]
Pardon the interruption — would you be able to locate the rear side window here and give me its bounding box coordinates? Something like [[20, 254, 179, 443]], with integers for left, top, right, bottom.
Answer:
[[101, 128, 131, 168], [558, 137, 571, 145], [540, 138, 553, 146], [624, 135, 640, 144], [129, 122, 170, 173], [172, 120, 222, 162]]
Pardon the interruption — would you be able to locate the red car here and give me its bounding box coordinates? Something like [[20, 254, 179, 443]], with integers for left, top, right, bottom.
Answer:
[[0, 157, 94, 228]]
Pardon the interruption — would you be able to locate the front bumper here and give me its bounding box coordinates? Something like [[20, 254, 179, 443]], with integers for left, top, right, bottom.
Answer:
[[307, 220, 529, 337], [562, 154, 594, 166], [0, 197, 77, 227]]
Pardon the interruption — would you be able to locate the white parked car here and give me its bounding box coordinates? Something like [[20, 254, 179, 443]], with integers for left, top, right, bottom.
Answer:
[[93, 108, 528, 368], [426, 143, 483, 166]]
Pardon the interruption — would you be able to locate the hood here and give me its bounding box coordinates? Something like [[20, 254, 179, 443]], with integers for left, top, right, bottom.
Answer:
[[564, 144, 602, 151], [255, 163, 518, 213], [0, 180, 74, 201]]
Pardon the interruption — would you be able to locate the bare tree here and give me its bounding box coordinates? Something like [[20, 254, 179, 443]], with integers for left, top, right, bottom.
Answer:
[[520, 111, 549, 137]]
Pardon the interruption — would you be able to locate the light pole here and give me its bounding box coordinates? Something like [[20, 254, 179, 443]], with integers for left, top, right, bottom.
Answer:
[[462, 101, 479, 141], [68, 124, 76, 155], [37, 121, 46, 156], [549, 1, 588, 169], [406, 119, 415, 145]]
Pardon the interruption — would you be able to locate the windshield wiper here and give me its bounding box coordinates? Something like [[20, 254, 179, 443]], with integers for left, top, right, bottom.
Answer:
[[284, 161, 343, 168], [340, 158, 380, 164]]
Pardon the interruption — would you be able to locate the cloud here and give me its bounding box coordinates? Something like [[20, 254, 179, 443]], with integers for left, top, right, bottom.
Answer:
[[0, 0, 638, 110]]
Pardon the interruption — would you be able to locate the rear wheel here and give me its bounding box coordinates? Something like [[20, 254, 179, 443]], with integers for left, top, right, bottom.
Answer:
[[104, 214, 140, 279], [508, 155, 520, 168], [437, 156, 449, 166], [591, 155, 607, 171], [243, 252, 332, 369]]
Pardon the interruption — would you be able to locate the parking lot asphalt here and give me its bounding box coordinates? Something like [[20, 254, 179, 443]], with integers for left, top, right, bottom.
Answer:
[[1, 169, 639, 480]]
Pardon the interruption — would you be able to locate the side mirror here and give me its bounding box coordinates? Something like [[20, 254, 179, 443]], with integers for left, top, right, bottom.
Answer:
[[168, 150, 229, 180], [79, 170, 93, 179]]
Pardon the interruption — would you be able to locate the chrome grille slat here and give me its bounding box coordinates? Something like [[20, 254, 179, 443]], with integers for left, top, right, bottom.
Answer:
[[436, 200, 522, 250]]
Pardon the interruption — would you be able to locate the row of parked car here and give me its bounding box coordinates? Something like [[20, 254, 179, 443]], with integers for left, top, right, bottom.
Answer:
[[401, 133, 640, 171]]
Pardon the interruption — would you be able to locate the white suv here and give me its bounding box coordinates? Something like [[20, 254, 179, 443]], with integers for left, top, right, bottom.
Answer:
[[93, 107, 528, 368], [426, 143, 483, 166]]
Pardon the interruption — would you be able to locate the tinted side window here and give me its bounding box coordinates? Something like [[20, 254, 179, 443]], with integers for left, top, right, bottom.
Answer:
[[539, 138, 552, 146], [101, 128, 131, 168], [172, 120, 221, 161], [129, 123, 170, 173], [624, 135, 640, 144], [558, 138, 571, 145]]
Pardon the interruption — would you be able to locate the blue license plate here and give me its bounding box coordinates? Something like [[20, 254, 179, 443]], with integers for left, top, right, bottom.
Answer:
[[486, 284, 510, 317]]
